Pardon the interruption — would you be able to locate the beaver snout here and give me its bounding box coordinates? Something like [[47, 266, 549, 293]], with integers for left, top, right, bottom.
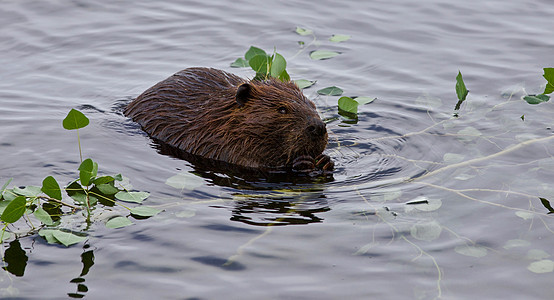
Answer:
[[306, 119, 327, 139]]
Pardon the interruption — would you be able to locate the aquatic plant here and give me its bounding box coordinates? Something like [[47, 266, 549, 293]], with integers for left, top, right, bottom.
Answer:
[[0, 109, 160, 247]]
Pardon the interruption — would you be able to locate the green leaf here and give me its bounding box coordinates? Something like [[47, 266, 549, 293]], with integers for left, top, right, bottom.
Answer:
[[63, 109, 89, 130], [455, 71, 468, 109], [310, 50, 340, 60], [34, 207, 54, 226], [38, 229, 58, 244], [93, 176, 115, 185], [270, 53, 287, 79], [329, 34, 351, 43], [115, 191, 150, 203], [105, 216, 133, 229], [13, 186, 41, 197], [249, 54, 271, 76], [1, 196, 26, 223], [244, 46, 267, 61], [353, 96, 376, 105], [317, 86, 343, 96], [410, 220, 442, 241], [523, 94, 550, 105], [79, 158, 96, 186], [42, 176, 62, 200], [539, 197, 554, 214], [96, 183, 119, 195], [1, 178, 12, 195], [278, 69, 290, 82], [113, 174, 123, 181], [130, 206, 162, 217], [338, 97, 359, 114], [230, 57, 249, 68], [52, 230, 87, 247], [294, 79, 316, 89], [0, 231, 14, 243], [455, 245, 488, 258], [295, 26, 313, 36], [543, 67, 554, 91]]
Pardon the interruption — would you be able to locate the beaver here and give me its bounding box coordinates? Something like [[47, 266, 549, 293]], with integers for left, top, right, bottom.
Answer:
[[124, 67, 333, 172]]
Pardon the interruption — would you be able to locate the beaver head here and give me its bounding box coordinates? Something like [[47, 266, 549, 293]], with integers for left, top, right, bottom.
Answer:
[[227, 78, 328, 168]]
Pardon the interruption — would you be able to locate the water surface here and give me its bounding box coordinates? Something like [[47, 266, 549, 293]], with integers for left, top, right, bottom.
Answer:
[[1, 0, 554, 299]]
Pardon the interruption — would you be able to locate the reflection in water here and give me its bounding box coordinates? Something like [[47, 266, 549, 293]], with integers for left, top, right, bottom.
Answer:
[[153, 138, 334, 190], [228, 196, 330, 226], [68, 245, 95, 299], [3, 240, 28, 277]]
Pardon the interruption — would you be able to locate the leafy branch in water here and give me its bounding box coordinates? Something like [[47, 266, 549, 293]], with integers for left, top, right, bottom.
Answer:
[[0, 109, 160, 247]]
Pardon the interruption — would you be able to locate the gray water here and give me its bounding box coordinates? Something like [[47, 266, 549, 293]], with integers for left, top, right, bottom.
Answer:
[[1, 0, 554, 299]]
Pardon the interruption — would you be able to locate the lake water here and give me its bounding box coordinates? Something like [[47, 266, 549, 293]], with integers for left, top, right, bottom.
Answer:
[[1, 0, 554, 299]]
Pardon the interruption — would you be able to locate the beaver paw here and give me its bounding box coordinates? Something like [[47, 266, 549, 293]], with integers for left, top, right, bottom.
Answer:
[[315, 154, 334, 171], [292, 155, 316, 172]]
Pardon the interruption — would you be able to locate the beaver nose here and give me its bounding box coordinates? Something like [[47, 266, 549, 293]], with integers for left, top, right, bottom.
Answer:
[[307, 119, 327, 138]]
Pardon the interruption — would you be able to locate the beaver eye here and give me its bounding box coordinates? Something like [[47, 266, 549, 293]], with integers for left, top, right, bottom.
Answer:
[[277, 106, 287, 114]]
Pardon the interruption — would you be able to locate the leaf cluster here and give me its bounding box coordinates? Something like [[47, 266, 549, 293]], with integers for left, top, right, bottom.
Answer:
[[231, 46, 290, 81], [0, 109, 161, 247]]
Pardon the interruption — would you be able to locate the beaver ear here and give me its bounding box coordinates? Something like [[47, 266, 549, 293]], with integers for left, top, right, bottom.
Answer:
[[236, 83, 251, 107]]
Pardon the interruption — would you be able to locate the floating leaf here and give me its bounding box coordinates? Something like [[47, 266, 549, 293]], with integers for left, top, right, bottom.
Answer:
[[130, 206, 162, 217], [539, 197, 554, 214], [310, 50, 340, 60], [63, 109, 89, 130], [0, 231, 14, 242], [503, 239, 531, 249], [295, 26, 313, 36], [42, 176, 62, 200], [455, 245, 488, 258], [244, 46, 267, 61], [410, 221, 442, 241], [175, 210, 196, 218], [443, 153, 465, 164], [34, 207, 54, 226], [523, 94, 550, 105], [354, 96, 376, 105], [526, 249, 551, 260], [105, 216, 133, 229], [165, 172, 205, 190], [1, 196, 26, 223], [295, 79, 316, 89], [317, 86, 343, 96], [52, 230, 87, 247], [230, 57, 249, 68], [13, 186, 41, 197], [338, 97, 358, 114], [115, 191, 149, 203], [455, 71, 468, 109], [515, 211, 534, 220], [527, 259, 554, 274], [78, 159, 97, 186], [329, 34, 351, 43], [38, 229, 58, 244]]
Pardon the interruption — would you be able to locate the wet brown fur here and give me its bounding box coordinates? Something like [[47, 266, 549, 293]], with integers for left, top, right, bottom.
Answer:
[[124, 67, 328, 169]]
